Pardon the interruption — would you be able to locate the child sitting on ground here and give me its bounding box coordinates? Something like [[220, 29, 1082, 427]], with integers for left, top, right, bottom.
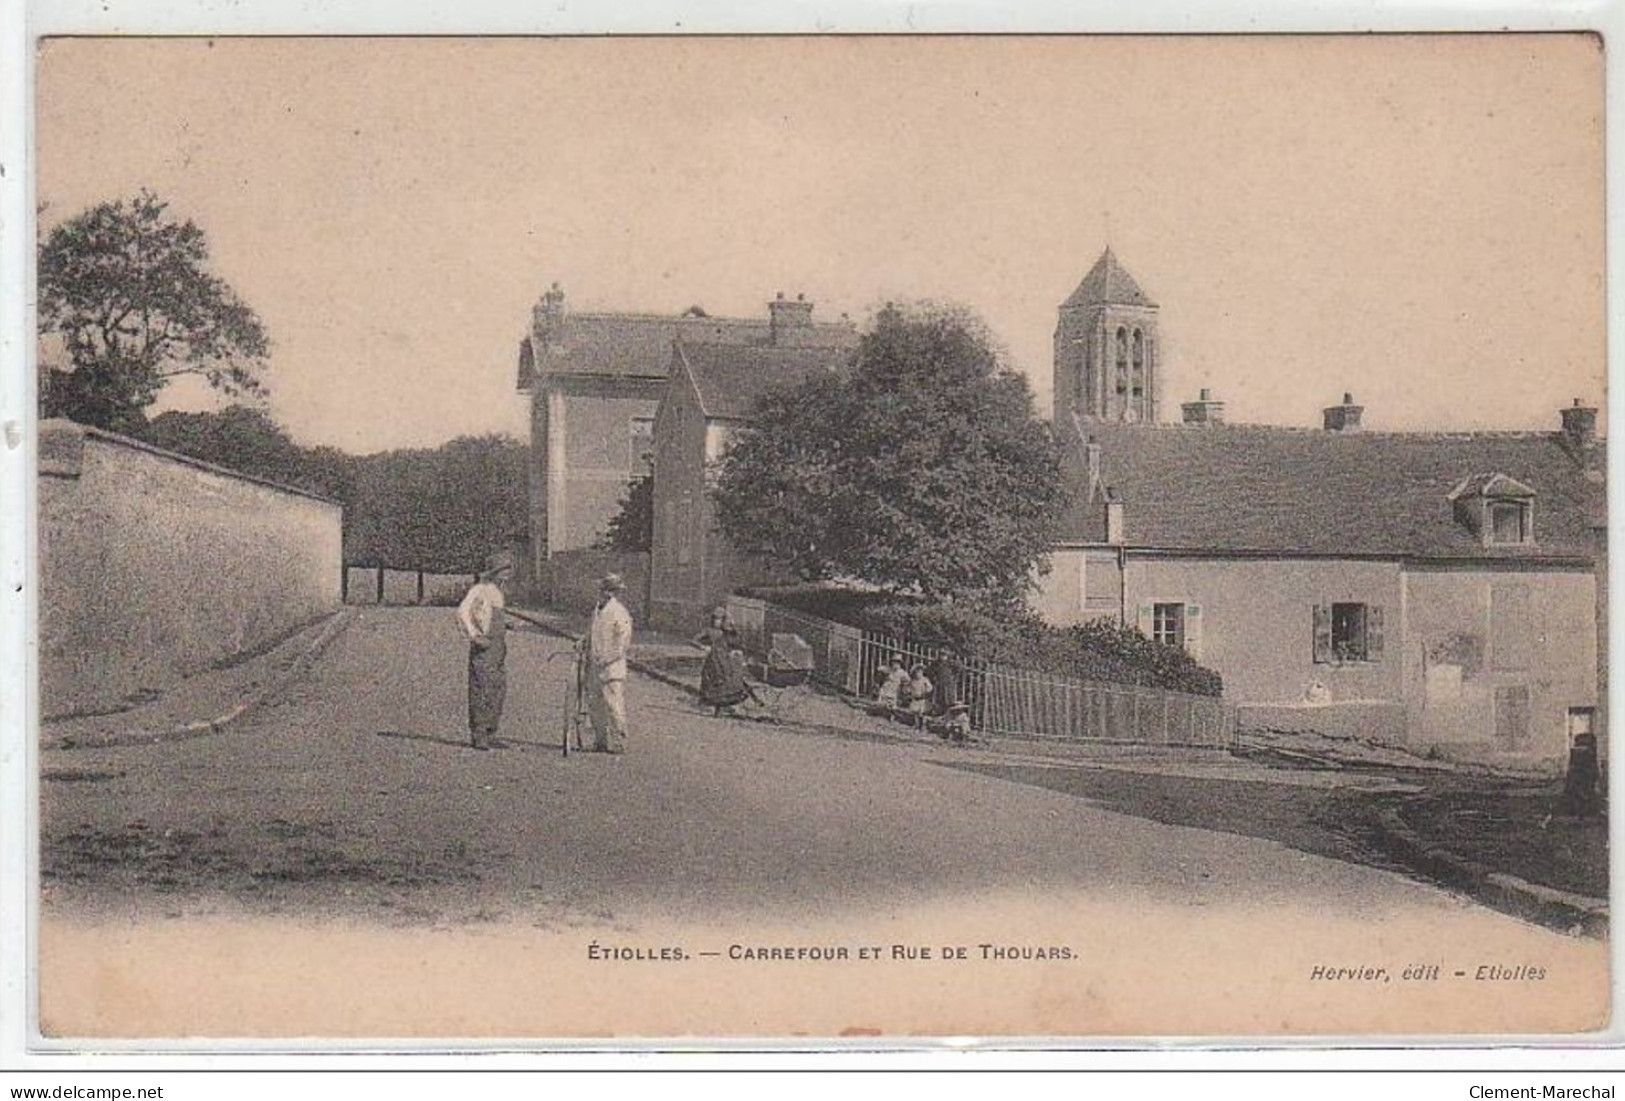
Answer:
[[875, 657, 908, 710]]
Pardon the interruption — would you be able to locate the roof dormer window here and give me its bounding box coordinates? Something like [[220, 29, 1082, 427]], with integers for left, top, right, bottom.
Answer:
[[1449, 473, 1536, 547], [1489, 499, 1531, 545]]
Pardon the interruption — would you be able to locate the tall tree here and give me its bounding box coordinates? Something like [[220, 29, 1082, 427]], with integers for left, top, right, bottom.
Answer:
[[344, 435, 528, 572], [38, 191, 270, 433], [713, 303, 1065, 608], [596, 474, 654, 553]]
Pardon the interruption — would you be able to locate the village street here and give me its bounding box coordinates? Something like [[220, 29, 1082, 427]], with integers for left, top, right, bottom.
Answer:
[[36, 608, 1609, 1037], [37, 606, 1505, 925]]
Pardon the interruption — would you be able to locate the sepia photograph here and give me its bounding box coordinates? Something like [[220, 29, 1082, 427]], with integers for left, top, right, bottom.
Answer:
[[24, 32, 1611, 1042]]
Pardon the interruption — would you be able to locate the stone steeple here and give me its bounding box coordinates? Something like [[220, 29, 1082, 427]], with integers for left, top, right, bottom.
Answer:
[[1053, 248, 1161, 425]]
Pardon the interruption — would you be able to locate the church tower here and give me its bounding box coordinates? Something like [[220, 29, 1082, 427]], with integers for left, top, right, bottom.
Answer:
[[1053, 248, 1160, 425]]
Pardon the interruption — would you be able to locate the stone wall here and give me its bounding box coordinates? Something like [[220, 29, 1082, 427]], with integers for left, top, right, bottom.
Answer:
[[38, 420, 343, 718]]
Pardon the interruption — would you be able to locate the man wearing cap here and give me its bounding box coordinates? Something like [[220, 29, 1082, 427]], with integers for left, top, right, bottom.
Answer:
[[457, 550, 515, 750], [585, 573, 634, 753]]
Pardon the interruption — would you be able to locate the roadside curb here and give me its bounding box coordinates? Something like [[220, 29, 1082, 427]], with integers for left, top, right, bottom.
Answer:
[[1373, 807, 1608, 938], [48, 609, 358, 751]]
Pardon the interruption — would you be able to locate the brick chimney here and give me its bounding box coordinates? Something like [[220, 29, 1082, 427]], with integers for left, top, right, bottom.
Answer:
[[532, 282, 566, 344], [1181, 387, 1225, 426], [1323, 392, 1364, 433], [1562, 397, 1598, 449], [769, 291, 815, 346], [1560, 398, 1602, 479]]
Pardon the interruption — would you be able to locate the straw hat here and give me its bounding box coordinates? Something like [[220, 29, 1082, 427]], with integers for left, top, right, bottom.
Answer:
[[599, 572, 626, 593]]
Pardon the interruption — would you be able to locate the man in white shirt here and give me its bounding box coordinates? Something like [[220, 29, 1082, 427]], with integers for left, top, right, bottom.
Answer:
[[456, 550, 514, 750], [585, 573, 634, 754]]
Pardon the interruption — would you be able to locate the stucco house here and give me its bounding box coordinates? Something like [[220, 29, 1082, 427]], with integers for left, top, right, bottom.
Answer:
[[648, 337, 851, 632], [1035, 251, 1604, 762], [515, 284, 855, 572]]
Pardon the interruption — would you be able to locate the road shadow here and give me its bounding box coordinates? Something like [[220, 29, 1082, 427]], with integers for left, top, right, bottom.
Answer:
[[374, 729, 573, 754], [373, 729, 470, 749], [940, 758, 1399, 874]]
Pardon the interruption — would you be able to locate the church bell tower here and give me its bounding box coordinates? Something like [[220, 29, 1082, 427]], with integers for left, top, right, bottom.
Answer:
[[1053, 248, 1160, 425]]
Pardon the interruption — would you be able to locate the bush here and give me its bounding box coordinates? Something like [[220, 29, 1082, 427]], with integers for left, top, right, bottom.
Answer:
[[745, 585, 1223, 697], [1061, 618, 1224, 697]]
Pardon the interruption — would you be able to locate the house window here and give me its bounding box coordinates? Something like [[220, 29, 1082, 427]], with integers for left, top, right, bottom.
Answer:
[[1313, 602, 1385, 663], [1449, 472, 1536, 546], [1137, 601, 1203, 659], [1489, 500, 1531, 545], [1152, 603, 1185, 648], [676, 497, 694, 565], [630, 417, 655, 477]]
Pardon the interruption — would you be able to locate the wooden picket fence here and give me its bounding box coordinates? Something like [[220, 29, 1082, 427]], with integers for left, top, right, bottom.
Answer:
[[726, 595, 1233, 748]]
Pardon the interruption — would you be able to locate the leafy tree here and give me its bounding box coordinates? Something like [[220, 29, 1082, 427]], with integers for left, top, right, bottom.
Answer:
[[713, 303, 1065, 608], [596, 474, 654, 553], [344, 435, 528, 572], [140, 406, 342, 496], [39, 191, 269, 433]]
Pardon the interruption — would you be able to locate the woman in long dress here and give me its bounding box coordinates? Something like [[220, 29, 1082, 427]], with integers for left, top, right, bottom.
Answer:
[[700, 627, 757, 716]]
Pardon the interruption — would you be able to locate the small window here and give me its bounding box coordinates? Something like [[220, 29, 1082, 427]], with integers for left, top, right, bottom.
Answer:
[[1489, 500, 1531, 545], [1332, 603, 1367, 661], [1314, 602, 1385, 664], [676, 497, 694, 565], [1139, 601, 1204, 660], [1449, 473, 1536, 546], [1152, 603, 1185, 648]]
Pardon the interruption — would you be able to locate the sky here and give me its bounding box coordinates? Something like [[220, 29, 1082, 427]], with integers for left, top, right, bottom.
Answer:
[[35, 35, 1605, 454]]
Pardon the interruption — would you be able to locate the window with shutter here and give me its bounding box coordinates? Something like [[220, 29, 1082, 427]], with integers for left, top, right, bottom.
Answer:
[[1152, 603, 1185, 648], [1185, 604, 1204, 661], [1316, 602, 1383, 662], [1312, 604, 1332, 663]]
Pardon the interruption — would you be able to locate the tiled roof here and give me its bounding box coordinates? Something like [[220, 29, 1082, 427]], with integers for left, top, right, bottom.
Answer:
[[1059, 421, 1603, 561], [1060, 248, 1157, 310], [676, 340, 850, 420], [1448, 472, 1536, 500], [523, 311, 856, 386]]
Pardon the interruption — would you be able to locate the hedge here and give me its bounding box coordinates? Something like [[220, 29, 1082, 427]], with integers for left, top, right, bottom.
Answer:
[[739, 585, 1223, 697]]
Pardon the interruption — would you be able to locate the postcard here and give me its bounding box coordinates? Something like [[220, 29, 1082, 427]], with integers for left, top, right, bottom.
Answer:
[[28, 32, 1610, 1042]]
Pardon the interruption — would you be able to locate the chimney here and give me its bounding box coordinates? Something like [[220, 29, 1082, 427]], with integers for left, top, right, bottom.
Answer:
[[1085, 435, 1103, 501], [1104, 486, 1125, 546], [1323, 392, 1364, 433], [769, 291, 815, 346], [1181, 387, 1226, 426], [1561, 398, 1602, 479], [1562, 397, 1598, 449], [532, 281, 566, 345]]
